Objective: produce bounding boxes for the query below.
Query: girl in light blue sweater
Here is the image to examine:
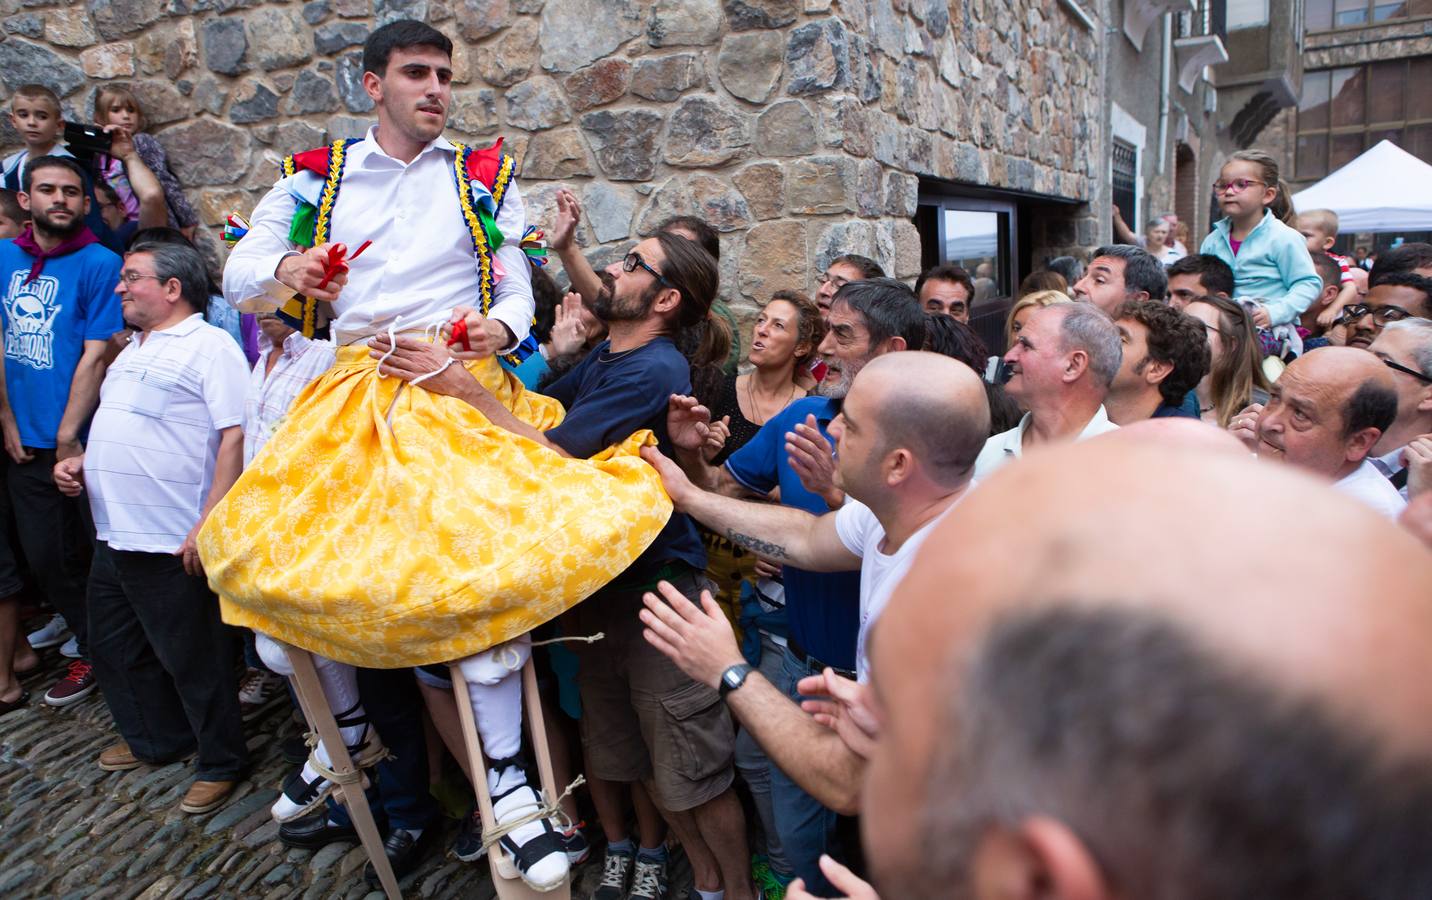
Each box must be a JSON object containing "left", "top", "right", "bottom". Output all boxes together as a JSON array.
[{"left": 1200, "top": 150, "right": 1321, "bottom": 329}]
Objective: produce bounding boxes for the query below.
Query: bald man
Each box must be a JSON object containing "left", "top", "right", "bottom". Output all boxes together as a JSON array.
[
  {"left": 637, "top": 352, "right": 990, "bottom": 814},
  {"left": 1229, "top": 346, "right": 1405, "bottom": 517},
  {"left": 852, "top": 435, "right": 1432, "bottom": 900}
]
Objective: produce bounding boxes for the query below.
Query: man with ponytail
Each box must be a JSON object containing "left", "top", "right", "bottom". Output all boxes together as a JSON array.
[{"left": 376, "top": 230, "right": 758, "bottom": 900}]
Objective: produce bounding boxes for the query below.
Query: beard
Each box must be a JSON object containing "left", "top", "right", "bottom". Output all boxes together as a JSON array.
[
  {"left": 593, "top": 273, "right": 657, "bottom": 323},
  {"left": 33, "top": 206, "right": 84, "bottom": 240}
]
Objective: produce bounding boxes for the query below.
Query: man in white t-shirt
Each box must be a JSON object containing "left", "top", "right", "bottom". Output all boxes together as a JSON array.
[
  {"left": 53, "top": 240, "right": 250, "bottom": 816},
  {"left": 1229, "top": 347, "right": 1405, "bottom": 518},
  {"left": 635, "top": 351, "right": 989, "bottom": 813}
]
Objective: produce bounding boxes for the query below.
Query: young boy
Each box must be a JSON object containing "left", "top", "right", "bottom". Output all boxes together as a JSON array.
[
  {"left": 1, "top": 85, "right": 70, "bottom": 193},
  {"left": 0, "top": 191, "right": 25, "bottom": 240},
  {"left": 1295, "top": 208, "right": 1359, "bottom": 328}
]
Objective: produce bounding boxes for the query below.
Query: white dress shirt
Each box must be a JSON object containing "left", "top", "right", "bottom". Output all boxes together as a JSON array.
[
  {"left": 85, "top": 314, "right": 250, "bottom": 553},
  {"left": 973, "top": 406, "right": 1119, "bottom": 480},
  {"left": 242, "top": 330, "right": 336, "bottom": 466},
  {"left": 1369, "top": 446, "right": 1409, "bottom": 502},
  {"left": 222, "top": 128, "right": 533, "bottom": 349}
]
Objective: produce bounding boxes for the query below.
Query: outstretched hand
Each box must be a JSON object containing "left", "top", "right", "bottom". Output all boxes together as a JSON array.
[
  {"left": 667, "top": 394, "right": 713, "bottom": 452},
  {"left": 550, "top": 189, "right": 582, "bottom": 252},
  {"left": 787, "top": 415, "right": 843, "bottom": 508},
  {"left": 787, "top": 855, "right": 881, "bottom": 900},
  {"left": 639, "top": 579, "right": 744, "bottom": 690},
  {"left": 640, "top": 444, "right": 696, "bottom": 508},
  {"left": 549, "top": 292, "right": 590, "bottom": 358},
  {"left": 797, "top": 668, "right": 881, "bottom": 760}
]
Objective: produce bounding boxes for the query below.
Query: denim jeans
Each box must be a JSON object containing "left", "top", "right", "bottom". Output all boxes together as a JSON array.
[
  {"left": 734, "top": 631, "right": 793, "bottom": 879},
  {"left": 768, "top": 643, "right": 841, "bottom": 894},
  {"left": 87, "top": 541, "right": 246, "bottom": 782},
  {"left": 326, "top": 665, "right": 439, "bottom": 833}
]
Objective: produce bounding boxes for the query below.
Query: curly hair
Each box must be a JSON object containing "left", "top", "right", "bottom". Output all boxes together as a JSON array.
[{"left": 1116, "top": 300, "right": 1212, "bottom": 407}]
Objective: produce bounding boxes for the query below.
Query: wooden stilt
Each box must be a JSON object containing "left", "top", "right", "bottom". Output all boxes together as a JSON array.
[
  {"left": 286, "top": 648, "right": 403, "bottom": 900},
  {"left": 449, "top": 659, "right": 573, "bottom": 900}
]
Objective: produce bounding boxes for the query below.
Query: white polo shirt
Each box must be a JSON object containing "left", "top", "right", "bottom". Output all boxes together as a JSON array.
[
  {"left": 85, "top": 314, "right": 249, "bottom": 553},
  {"left": 973, "top": 406, "right": 1119, "bottom": 479},
  {"left": 1333, "top": 459, "right": 1407, "bottom": 520}
]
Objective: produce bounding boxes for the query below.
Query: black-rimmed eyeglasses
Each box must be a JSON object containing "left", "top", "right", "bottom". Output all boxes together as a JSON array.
[
  {"left": 1383, "top": 357, "right": 1432, "bottom": 384},
  {"left": 1338, "top": 303, "right": 1415, "bottom": 326},
  {"left": 622, "top": 252, "right": 669, "bottom": 287}
]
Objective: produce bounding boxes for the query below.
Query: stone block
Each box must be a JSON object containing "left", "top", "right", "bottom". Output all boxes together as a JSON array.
[
  {"left": 724, "top": 0, "right": 797, "bottom": 30},
  {"left": 159, "top": 118, "right": 251, "bottom": 185},
  {"left": 449, "top": 88, "right": 498, "bottom": 135},
  {"left": 336, "top": 50, "right": 375, "bottom": 112},
  {"left": 539, "top": 0, "right": 641, "bottom": 73},
  {"left": 521, "top": 127, "right": 592, "bottom": 179},
  {"left": 582, "top": 181, "right": 636, "bottom": 244},
  {"left": 630, "top": 53, "right": 704, "bottom": 102},
  {"left": 665, "top": 96, "right": 748, "bottom": 167},
  {"left": 739, "top": 219, "right": 807, "bottom": 300},
  {"left": 269, "top": 121, "right": 327, "bottom": 155},
  {"left": 249, "top": 9, "right": 313, "bottom": 71},
  {"left": 374, "top": 0, "right": 427, "bottom": 24},
  {"left": 128, "top": 80, "right": 194, "bottom": 125},
  {"left": 856, "top": 158, "right": 882, "bottom": 216},
  {"left": 203, "top": 17, "right": 247, "bottom": 76},
  {"left": 302, "top": 0, "right": 328, "bottom": 23},
  {"left": 883, "top": 170, "right": 917, "bottom": 217},
  {"left": 563, "top": 59, "right": 630, "bottom": 112},
  {"left": 785, "top": 155, "right": 854, "bottom": 215},
  {"left": 732, "top": 162, "right": 784, "bottom": 220},
  {"left": 819, "top": 96, "right": 871, "bottom": 157},
  {"left": 755, "top": 99, "right": 815, "bottom": 157},
  {"left": 717, "top": 31, "right": 784, "bottom": 104},
  {"left": 785, "top": 18, "right": 849, "bottom": 95},
  {"left": 504, "top": 78, "right": 572, "bottom": 131},
  {"left": 635, "top": 177, "right": 694, "bottom": 235},
  {"left": 81, "top": 42, "right": 136, "bottom": 78},
  {"left": 333, "top": 0, "right": 369, "bottom": 15},
  {"left": 648, "top": 0, "right": 722, "bottom": 47},
  {"left": 327, "top": 113, "right": 372, "bottom": 140},
  {"left": 45, "top": 6, "right": 96, "bottom": 46},
  {"left": 88, "top": 0, "right": 165, "bottom": 39},
  {"left": 313, "top": 22, "right": 368, "bottom": 55},
  {"left": 134, "top": 19, "right": 197, "bottom": 79},
  {"left": 229, "top": 82, "right": 280, "bottom": 124},
  {"left": 813, "top": 219, "right": 876, "bottom": 271},
  {"left": 689, "top": 175, "right": 751, "bottom": 232},
  {"left": 0, "top": 39, "right": 85, "bottom": 95},
  {"left": 455, "top": 0, "right": 509, "bottom": 40},
  {"left": 190, "top": 76, "right": 228, "bottom": 116},
  {"left": 195, "top": 187, "right": 254, "bottom": 226},
  {"left": 475, "top": 15, "right": 537, "bottom": 87},
  {"left": 288, "top": 69, "right": 340, "bottom": 114},
  {"left": 4, "top": 13, "right": 42, "bottom": 36},
  {"left": 580, "top": 108, "right": 663, "bottom": 181}
]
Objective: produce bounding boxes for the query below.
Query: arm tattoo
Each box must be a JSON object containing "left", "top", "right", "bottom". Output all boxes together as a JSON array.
[{"left": 726, "top": 528, "right": 791, "bottom": 562}]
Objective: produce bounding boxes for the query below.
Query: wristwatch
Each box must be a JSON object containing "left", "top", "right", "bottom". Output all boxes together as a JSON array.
[{"left": 718, "top": 663, "right": 754, "bottom": 698}]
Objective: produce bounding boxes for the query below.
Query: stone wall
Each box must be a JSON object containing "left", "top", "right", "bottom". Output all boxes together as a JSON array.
[{"left": 0, "top": 0, "right": 1103, "bottom": 333}]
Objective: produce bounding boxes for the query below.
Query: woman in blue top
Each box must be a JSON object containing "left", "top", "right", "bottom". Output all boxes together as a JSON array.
[{"left": 1200, "top": 149, "right": 1322, "bottom": 330}]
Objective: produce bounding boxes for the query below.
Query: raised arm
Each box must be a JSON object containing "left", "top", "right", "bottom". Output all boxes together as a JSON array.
[
  {"left": 547, "top": 189, "right": 603, "bottom": 306},
  {"left": 107, "top": 127, "right": 167, "bottom": 230}
]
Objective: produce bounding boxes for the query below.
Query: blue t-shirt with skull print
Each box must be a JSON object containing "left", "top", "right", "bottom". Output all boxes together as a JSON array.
[{"left": 0, "top": 238, "right": 123, "bottom": 449}]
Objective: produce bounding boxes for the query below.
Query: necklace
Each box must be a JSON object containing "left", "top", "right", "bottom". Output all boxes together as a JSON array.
[{"left": 744, "top": 372, "right": 797, "bottom": 425}]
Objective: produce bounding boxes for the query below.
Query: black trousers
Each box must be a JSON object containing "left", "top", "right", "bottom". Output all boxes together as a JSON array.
[
  {"left": 5, "top": 449, "right": 93, "bottom": 653},
  {"left": 87, "top": 541, "right": 246, "bottom": 782}
]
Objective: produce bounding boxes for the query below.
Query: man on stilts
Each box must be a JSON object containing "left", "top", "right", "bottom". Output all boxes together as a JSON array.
[{"left": 210, "top": 20, "right": 674, "bottom": 891}]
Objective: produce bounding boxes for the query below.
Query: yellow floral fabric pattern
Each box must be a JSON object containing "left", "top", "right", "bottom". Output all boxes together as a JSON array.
[{"left": 197, "top": 346, "right": 672, "bottom": 668}]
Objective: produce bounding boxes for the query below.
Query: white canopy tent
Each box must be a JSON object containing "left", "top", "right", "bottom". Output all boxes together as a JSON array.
[{"left": 1291, "top": 140, "right": 1432, "bottom": 233}]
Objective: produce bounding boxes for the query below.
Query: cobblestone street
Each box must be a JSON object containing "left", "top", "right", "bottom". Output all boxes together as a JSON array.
[{"left": 0, "top": 645, "right": 678, "bottom": 899}]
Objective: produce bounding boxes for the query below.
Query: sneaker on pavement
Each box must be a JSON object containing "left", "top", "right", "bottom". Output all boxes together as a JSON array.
[
  {"left": 591, "top": 846, "right": 634, "bottom": 900},
  {"left": 59, "top": 636, "right": 81, "bottom": 659},
  {"left": 44, "top": 659, "right": 96, "bottom": 707},
  {"left": 238, "top": 668, "right": 286, "bottom": 721},
  {"left": 562, "top": 820, "right": 590, "bottom": 865},
  {"left": 628, "top": 855, "right": 668, "bottom": 900},
  {"left": 26, "top": 614, "right": 70, "bottom": 650},
  {"left": 452, "top": 805, "right": 485, "bottom": 862}
]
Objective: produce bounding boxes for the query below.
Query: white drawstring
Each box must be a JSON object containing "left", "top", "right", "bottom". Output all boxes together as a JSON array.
[{"left": 375, "top": 314, "right": 403, "bottom": 379}]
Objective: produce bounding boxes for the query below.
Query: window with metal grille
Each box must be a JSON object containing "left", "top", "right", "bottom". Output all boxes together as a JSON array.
[{"left": 1112, "top": 139, "right": 1138, "bottom": 227}]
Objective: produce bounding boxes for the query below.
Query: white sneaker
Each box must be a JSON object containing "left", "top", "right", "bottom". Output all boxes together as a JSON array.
[
  {"left": 270, "top": 726, "right": 386, "bottom": 823},
  {"left": 27, "top": 614, "right": 71, "bottom": 650},
  {"left": 59, "top": 636, "right": 81, "bottom": 659}
]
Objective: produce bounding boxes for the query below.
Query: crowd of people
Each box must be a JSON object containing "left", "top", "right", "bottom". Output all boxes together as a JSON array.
[{"left": 2, "top": 18, "right": 1431, "bottom": 900}]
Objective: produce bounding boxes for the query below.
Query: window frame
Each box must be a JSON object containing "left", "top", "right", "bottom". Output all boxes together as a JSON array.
[
  {"left": 1304, "top": 0, "right": 1432, "bottom": 33},
  {"left": 1294, "top": 56, "right": 1432, "bottom": 181}
]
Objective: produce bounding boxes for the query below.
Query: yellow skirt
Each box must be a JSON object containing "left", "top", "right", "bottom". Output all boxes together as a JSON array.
[{"left": 197, "top": 346, "right": 672, "bottom": 668}]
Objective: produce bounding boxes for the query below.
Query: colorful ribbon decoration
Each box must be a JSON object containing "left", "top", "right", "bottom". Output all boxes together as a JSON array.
[
  {"left": 222, "top": 213, "right": 250, "bottom": 247},
  {"left": 520, "top": 225, "right": 549, "bottom": 268},
  {"left": 316, "top": 239, "right": 371, "bottom": 290},
  {"left": 449, "top": 317, "right": 472, "bottom": 352}
]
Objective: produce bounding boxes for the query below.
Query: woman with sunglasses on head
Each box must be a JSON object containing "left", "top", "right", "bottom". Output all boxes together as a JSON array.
[
  {"left": 1200, "top": 150, "right": 1323, "bottom": 332},
  {"left": 1183, "top": 293, "right": 1274, "bottom": 428}
]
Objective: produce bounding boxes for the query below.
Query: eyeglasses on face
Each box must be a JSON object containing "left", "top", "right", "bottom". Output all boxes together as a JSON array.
[
  {"left": 1383, "top": 357, "right": 1432, "bottom": 384},
  {"left": 622, "top": 252, "right": 669, "bottom": 287},
  {"left": 118, "top": 271, "right": 167, "bottom": 285},
  {"left": 817, "top": 272, "right": 851, "bottom": 288},
  {"left": 1338, "top": 303, "right": 1414, "bottom": 326},
  {"left": 1212, "top": 178, "right": 1265, "bottom": 195}
]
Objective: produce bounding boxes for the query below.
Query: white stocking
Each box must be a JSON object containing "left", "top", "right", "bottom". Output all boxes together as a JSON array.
[
  {"left": 454, "top": 634, "right": 530, "bottom": 794},
  {"left": 255, "top": 632, "right": 367, "bottom": 769}
]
